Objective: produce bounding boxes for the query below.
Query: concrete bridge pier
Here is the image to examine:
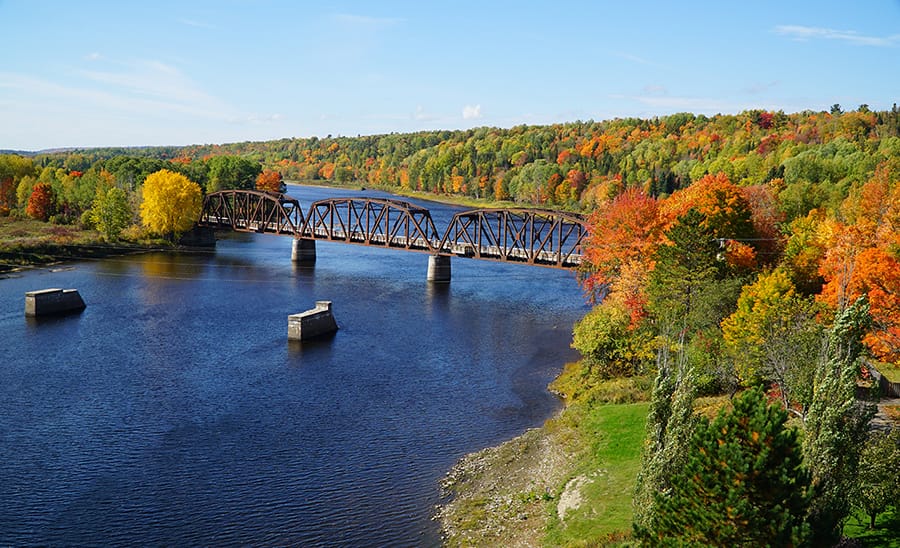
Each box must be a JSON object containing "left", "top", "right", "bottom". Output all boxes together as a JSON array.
[
  {"left": 426, "top": 255, "right": 451, "bottom": 283},
  {"left": 291, "top": 238, "right": 317, "bottom": 263}
]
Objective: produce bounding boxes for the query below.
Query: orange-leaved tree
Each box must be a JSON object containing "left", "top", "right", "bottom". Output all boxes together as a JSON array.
[
  {"left": 582, "top": 189, "right": 661, "bottom": 288},
  {"left": 256, "top": 169, "right": 284, "bottom": 193},
  {"left": 659, "top": 172, "right": 756, "bottom": 241},
  {"left": 659, "top": 171, "right": 760, "bottom": 272},
  {"left": 26, "top": 182, "right": 55, "bottom": 221},
  {"left": 139, "top": 169, "right": 202, "bottom": 238},
  {"left": 818, "top": 161, "right": 900, "bottom": 361}
]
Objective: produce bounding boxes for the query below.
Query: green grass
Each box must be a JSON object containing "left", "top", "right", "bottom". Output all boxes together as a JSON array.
[
  {"left": 876, "top": 361, "right": 900, "bottom": 383},
  {"left": 544, "top": 401, "right": 649, "bottom": 546},
  {"left": 844, "top": 507, "right": 900, "bottom": 547}
]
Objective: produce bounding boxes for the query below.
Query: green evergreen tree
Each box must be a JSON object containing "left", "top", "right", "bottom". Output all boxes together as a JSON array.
[
  {"left": 650, "top": 386, "right": 810, "bottom": 546},
  {"left": 803, "top": 298, "right": 876, "bottom": 545},
  {"left": 647, "top": 209, "right": 724, "bottom": 327},
  {"left": 632, "top": 336, "right": 698, "bottom": 539}
]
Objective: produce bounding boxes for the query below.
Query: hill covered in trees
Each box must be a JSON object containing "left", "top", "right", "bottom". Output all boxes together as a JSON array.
[{"left": 8, "top": 105, "right": 895, "bottom": 213}]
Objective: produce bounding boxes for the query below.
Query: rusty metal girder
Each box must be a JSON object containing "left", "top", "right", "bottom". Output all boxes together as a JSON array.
[
  {"left": 198, "top": 191, "right": 586, "bottom": 269},
  {"left": 437, "top": 208, "right": 586, "bottom": 268},
  {"left": 199, "top": 190, "right": 303, "bottom": 235},
  {"left": 300, "top": 197, "right": 441, "bottom": 251}
]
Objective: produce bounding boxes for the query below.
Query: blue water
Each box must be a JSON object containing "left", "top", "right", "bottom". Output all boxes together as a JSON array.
[{"left": 0, "top": 184, "right": 587, "bottom": 546}]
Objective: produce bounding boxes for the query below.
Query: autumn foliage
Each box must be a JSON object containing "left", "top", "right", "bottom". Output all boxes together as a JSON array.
[
  {"left": 139, "top": 169, "right": 202, "bottom": 237},
  {"left": 26, "top": 182, "right": 54, "bottom": 221},
  {"left": 256, "top": 169, "right": 284, "bottom": 193},
  {"left": 815, "top": 160, "right": 900, "bottom": 361},
  {"left": 582, "top": 189, "right": 661, "bottom": 290}
]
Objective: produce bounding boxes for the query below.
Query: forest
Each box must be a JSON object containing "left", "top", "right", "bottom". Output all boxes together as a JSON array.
[{"left": 2, "top": 103, "right": 900, "bottom": 544}]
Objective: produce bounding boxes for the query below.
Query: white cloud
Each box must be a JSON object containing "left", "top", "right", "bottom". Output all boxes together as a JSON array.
[
  {"left": 177, "top": 18, "right": 216, "bottom": 29},
  {"left": 230, "top": 113, "right": 284, "bottom": 125},
  {"left": 743, "top": 81, "right": 780, "bottom": 95},
  {"left": 642, "top": 84, "right": 667, "bottom": 95},
  {"left": 331, "top": 13, "right": 403, "bottom": 29},
  {"left": 775, "top": 25, "right": 900, "bottom": 47},
  {"left": 0, "top": 56, "right": 240, "bottom": 126},
  {"left": 614, "top": 52, "right": 655, "bottom": 66},
  {"left": 85, "top": 52, "right": 102, "bottom": 61},
  {"left": 75, "top": 59, "right": 236, "bottom": 119},
  {"left": 612, "top": 93, "right": 736, "bottom": 114},
  {"left": 414, "top": 105, "right": 437, "bottom": 121},
  {"left": 462, "top": 104, "right": 482, "bottom": 120}
]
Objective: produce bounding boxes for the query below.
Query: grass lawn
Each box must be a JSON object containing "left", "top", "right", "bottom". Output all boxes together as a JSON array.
[
  {"left": 844, "top": 507, "right": 900, "bottom": 547},
  {"left": 544, "top": 401, "right": 649, "bottom": 546}
]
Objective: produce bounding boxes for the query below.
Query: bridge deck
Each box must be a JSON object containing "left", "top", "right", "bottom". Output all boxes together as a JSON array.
[{"left": 199, "top": 192, "right": 585, "bottom": 269}]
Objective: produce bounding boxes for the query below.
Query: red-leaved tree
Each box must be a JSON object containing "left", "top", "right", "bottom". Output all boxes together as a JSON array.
[{"left": 26, "top": 182, "right": 54, "bottom": 221}]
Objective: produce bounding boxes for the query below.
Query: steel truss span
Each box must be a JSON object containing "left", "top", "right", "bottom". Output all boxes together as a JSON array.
[
  {"left": 438, "top": 208, "right": 585, "bottom": 268},
  {"left": 199, "top": 190, "right": 303, "bottom": 235},
  {"left": 198, "top": 191, "right": 585, "bottom": 269}
]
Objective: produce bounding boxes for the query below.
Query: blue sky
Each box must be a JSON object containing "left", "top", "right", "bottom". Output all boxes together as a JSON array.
[{"left": 1, "top": 0, "right": 898, "bottom": 150}]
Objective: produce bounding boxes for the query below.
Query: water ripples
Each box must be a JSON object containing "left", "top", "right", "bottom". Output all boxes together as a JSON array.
[{"left": 0, "top": 185, "right": 586, "bottom": 546}]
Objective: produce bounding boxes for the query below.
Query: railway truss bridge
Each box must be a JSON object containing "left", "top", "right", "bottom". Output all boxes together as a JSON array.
[{"left": 197, "top": 190, "right": 587, "bottom": 282}]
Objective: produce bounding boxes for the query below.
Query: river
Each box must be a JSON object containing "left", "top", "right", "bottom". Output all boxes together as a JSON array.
[{"left": 0, "top": 184, "right": 587, "bottom": 546}]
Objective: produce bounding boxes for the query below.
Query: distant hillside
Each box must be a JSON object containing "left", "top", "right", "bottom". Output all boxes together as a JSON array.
[{"left": 24, "top": 104, "right": 900, "bottom": 214}]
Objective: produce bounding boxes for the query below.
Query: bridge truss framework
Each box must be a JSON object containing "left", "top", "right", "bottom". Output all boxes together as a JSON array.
[{"left": 199, "top": 190, "right": 586, "bottom": 270}]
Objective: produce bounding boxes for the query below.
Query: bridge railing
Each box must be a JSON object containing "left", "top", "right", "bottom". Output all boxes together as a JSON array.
[{"left": 199, "top": 191, "right": 586, "bottom": 269}]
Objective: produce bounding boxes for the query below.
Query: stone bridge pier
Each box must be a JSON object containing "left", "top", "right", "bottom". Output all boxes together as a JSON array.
[
  {"left": 426, "top": 255, "right": 451, "bottom": 283},
  {"left": 291, "top": 238, "right": 317, "bottom": 263}
]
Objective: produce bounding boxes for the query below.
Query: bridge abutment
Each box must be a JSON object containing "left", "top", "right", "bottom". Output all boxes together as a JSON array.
[
  {"left": 291, "top": 238, "right": 317, "bottom": 263},
  {"left": 426, "top": 255, "right": 451, "bottom": 283}
]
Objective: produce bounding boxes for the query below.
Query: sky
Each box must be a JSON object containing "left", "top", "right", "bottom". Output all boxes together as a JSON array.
[{"left": 1, "top": 0, "right": 898, "bottom": 150}]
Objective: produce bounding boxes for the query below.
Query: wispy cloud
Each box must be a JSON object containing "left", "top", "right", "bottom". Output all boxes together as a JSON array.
[
  {"left": 613, "top": 93, "right": 736, "bottom": 114},
  {"left": 775, "top": 25, "right": 900, "bottom": 47},
  {"left": 462, "top": 104, "right": 482, "bottom": 120},
  {"left": 177, "top": 18, "right": 216, "bottom": 29},
  {"left": 331, "top": 13, "right": 403, "bottom": 29},
  {"left": 79, "top": 60, "right": 219, "bottom": 108},
  {"left": 614, "top": 51, "right": 655, "bottom": 66},
  {"left": 642, "top": 84, "right": 667, "bottom": 95},
  {"left": 743, "top": 81, "right": 779, "bottom": 95},
  {"left": 1, "top": 58, "right": 251, "bottom": 123},
  {"left": 230, "top": 113, "right": 284, "bottom": 125},
  {"left": 413, "top": 105, "right": 437, "bottom": 121}
]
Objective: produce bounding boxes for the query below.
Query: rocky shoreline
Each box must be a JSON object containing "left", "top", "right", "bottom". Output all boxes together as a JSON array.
[{"left": 435, "top": 415, "right": 580, "bottom": 547}]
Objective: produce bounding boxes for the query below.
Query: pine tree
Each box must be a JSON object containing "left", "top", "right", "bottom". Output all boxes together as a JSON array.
[
  {"left": 632, "top": 332, "right": 698, "bottom": 538},
  {"left": 803, "top": 298, "right": 876, "bottom": 545},
  {"left": 651, "top": 387, "right": 811, "bottom": 546}
]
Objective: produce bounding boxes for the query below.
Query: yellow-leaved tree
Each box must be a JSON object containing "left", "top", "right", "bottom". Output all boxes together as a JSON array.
[{"left": 140, "top": 169, "right": 202, "bottom": 238}]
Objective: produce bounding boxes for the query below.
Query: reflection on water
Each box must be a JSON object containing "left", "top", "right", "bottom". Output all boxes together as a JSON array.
[{"left": 0, "top": 184, "right": 587, "bottom": 546}]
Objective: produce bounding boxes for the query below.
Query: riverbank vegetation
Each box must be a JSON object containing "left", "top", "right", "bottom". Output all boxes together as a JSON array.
[
  {"left": 0, "top": 216, "right": 171, "bottom": 273},
  {"left": 3, "top": 104, "right": 900, "bottom": 544}
]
